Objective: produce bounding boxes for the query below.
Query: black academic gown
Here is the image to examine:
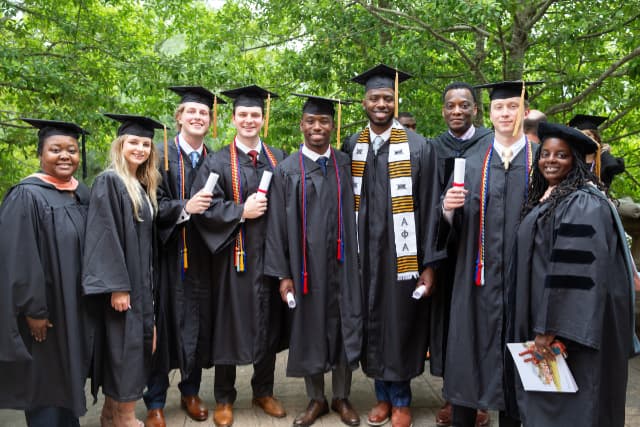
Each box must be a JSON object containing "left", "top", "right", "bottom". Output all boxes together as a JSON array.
[
  {"left": 264, "top": 150, "right": 363, "bottom": 377},
  {"left": 442, "top": 141, "right": 538, "bottom": 410},
  {"left": 82, "top": 171, "right": 155, "bottom": 401},
  {"left": 153, "top": 141, "right": 214, "bottom": 376},
  {"left": 0, "top": 177, "right": 92, "bottom": 417},
  {"left": 193, "top": 143, "right": 287, "bottom": 366},
  {"left": 600, "top": 151, "right": 625, "bottom": 188},
  {"left": 428, "top": 127, "right": 493, "bottom": 376},
  {"left": 508, "top": 186, "right": 636, "bottom": 427},
  {"left": 342, "top": 128, "right": 444, "bottom": 382}
]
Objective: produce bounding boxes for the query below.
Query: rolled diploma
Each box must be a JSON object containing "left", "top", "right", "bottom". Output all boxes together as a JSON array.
[
  {"left": 286, "top": 292, "right": 296, "bottom": 309},
  {"left": 256, "top": 170, "right": 273, "bottom": 200},
  {"left": 453, "top": 158, "right": 466, "bottom": 187},
  {"left": 203, "top": 172, "right": 220, "bottom": 194},
  {"left": 412, "top": 284, "right": 426, "bottom": 300}
]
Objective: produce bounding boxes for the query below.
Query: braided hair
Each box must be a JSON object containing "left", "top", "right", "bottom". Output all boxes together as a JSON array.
[{"left": 523, "top": 143, "right": 605, "bottom": 220}]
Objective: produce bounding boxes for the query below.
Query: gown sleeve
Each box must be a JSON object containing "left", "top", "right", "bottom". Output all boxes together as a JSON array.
[
  {"left": 82, "top": 173, "right": 132, "bottom": 295},
  {"left": 533, "top": 190, "right": 612, "bottom": 349}
]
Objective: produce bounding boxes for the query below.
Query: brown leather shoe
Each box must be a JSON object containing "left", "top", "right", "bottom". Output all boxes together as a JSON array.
[
  {"left": 252, "top": 395, "right": 286, "bottom": 418},
  {"left": 367, "top": 401, "right": 391, "bottom": 426},
  {"left": 475, "top": 409, "right": 490, "bottom": 427},
  {"left": 293, "top": 399, "right": 329, "bottom": 427},
  {"left": 391, "top": 406, "right": 412, "bottom": 427},
  {"left": 145, "top": 408, "right": 166, "bottom": 427},
  {"left": 213, "top": 403, "right": 233, "bottom": 427},
  {"left": 331, "top": 398, "right": 360, "bottom": 426},
  {"left": 435, "top": 401, "right": 452, "bottom": 426},
  {"left": 180, "top": 395, "right": 208, "bottom": 421}
]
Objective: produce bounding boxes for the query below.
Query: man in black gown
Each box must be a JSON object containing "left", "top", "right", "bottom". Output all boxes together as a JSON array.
[
  {"left": 441, "top": 81, "right": 541, "bottom": 427},
  {"left": 265, "top": 94, "right": 363, "bottom": 427},
  {"left": 193, "top": 85, "right": 287, "bottom": 427},
  {"left": 428, "top": 82, "right": 493, "bottom": 427},
  {"left": 342, "top": 64, "right": 444, "bottom": 427},
  {"left": 144, "top": 86, "right": 221, "bottom": 426}
]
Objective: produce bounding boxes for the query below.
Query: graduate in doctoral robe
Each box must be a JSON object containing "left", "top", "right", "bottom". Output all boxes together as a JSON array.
[
  {"left": 341, "top": 64, "right": 444, "bottom": 427},
  {"left": 507, "top": 122, "right": 640, "bottom": 427},
  {"left": 144, "top": 86, "right": 223, "bottom": 426},
  {"left": 440, "top": 81, "right": 541, "bottom": 427},
  {"left": 82, "top": 114, "right": 163, "bottom": 427},
  {"left": 568, "top": 114, "right": 625, "bottom": 188},
  {"left": 428, "top": 82, "right": 493, "bottom": 427},
  {"left": 192, "top": 85, "right": 287, "bottom": 427},
  {"left": 264, "top": 94, "right": 363, "bottom": 427},
  {"left": 0, "top": 119, "right": 92, "bottom": 427}
]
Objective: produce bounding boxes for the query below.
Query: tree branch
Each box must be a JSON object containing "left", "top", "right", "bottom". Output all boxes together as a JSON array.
[
  {"left": 545, "top": 45, "right": 640, "bottom": 115},
  {"left": 578, "top": 12, "right": 640, "bottom": 40}
]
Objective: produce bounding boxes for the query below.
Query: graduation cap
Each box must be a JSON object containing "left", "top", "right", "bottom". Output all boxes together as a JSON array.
[
  {"left": 169, "top": 86, "right": 226, "bottom": 140},
  {"left": 21, "top": 118, "right": 90, "bottom": 180},
  {"left": 104, "top": 113, "right": 165, "bottom": 138},
  {"left": 221, "top": 85, "right": 279, "bottom": 138},
  {"left": 475, "top": 80, "right": 543, "bottom": 137},
  {"left": 568, "top": 114, "right": 607, "bottom": 131},
  {"left": 350, "top": 64, "right": 412, "bottom": 119},
  {"left": 292, "top": 93, "right": 354, "bottom": 146},
  {"left": 538, "top": 122, "right": 599, "bottom": 157}
]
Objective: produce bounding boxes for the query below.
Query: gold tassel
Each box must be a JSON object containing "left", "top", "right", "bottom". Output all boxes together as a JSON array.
[
  {"left": 595, "top": 143, "right": 602, "bottom": 180},
  {"left": 163, "top": 125, "right": 169, "bottom": 171},
  {"left": 264, "top": 93, "right": 271, "bottom": 139},
  {"left": 212, "top": 96, "right": 218, "bottom": 139},
  {"left": 337, "top": 101, "right": 342, "bottom": 147},
  {"left": 512, "top": 81, "right": 526, "bottom": 137},
  {"left": 394, "top": 70, "right": 399, "bottom": 119}
]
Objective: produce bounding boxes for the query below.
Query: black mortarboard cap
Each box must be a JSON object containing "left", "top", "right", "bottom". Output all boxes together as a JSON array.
[
  {"left": 168, "top": 86, "right": 225, "bottom": 109},
  {"left": 538, "top": 122, "right": 599, "bottom": 157},
  {"left": 350, "top": 64, "right": 412, "bottom": 91},
  {"left": 568, "top": 114, "right": 607, "bottom": 131},
  {"left": 474, "top": 80, "right": 543, "bottom": 100},
  {"left": 221, "top": 85, "right": 278, "bottom": 109},
  {"left": 293, "top": 93, "right": 353, "bottom": 116},
  {"left": 22, "top": 118, "right": 90, "bottom": 179},
  {"left": 104, "top": 113, "right": 166, "bottom": 138}
]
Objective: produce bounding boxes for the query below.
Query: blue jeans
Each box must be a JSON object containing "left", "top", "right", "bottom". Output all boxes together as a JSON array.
[
  {"left": 143, "top": 368, "right": 202, "bottom": 410},
  {"left": 25, "top": 406, "right": 79, "bottom": 427},
  {"left": 374, "top": 379, "right": 412, "bottom": 407}
]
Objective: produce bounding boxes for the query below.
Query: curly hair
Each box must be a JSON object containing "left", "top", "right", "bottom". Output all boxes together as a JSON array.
[{"left": 523, "top": 144, "right": 605, "bottom": 220}]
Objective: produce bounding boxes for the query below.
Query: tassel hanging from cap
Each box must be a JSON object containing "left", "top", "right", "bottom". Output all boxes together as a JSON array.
[
  {"left": 264, "top": 93, "right": 271, "bottom": 138},
  {"left": 163, "top": 125, "right": 169, "bottom": 171},
  {"left": 337, "top": 100, "right": 342, "bottom": 147},
  {"left": 512, "top": 81, "right": 526, "bottom": 137},
  {"left": 212, "top": 96, "right": 218, "bottom": 139},
  {"left": 394, "top": 70, "right": 399, "bottom": 119}
]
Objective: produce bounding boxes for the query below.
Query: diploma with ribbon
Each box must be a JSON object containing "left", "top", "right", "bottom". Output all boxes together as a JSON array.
[{"left": 256, "top": 170, "right": 273, "bottom": 200}]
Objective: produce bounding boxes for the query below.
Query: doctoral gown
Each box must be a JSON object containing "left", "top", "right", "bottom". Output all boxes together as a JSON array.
[
  {"left": 193, "top": 143, "right": 287, "bottom": 366},
  {"left": 82, "top": 171, "right": 155, "bottom": 401},
  {"left": 508, "top": 186, "right": 637, "bottom": 427},
  {"left": 264, "top": 150, "right": 363, "bottom": 377},
  {"left": 428, "top": 127, "right": 493, "bottom": 376},
  {"left": 0, "top": 177, "right": 92, "bottom": 417},
  {"left": 342, "top": 129, "right": 444, "bottom": 381},
  {"left": 442, "top": 141, "right": 538, "bottom": 410},
  {"left": 153, "top": 141, "right": 214, "bottom": 376}
]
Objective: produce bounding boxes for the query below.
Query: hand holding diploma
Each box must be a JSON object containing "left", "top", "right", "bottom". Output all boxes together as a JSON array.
[
  {"left": 443, "top": 158, "right": 468, "bottom": 211},
  {"left": 243, "top": 171, "right": 272, "bottom": 219},
  {"left": 256, "top": 171, "right": 272, "bottom": 200},
  {"left": 186, "top": 172, "right": 217, "bottom": 215},
  {"left": 279, "top": 278, "right": 295, "bottom": 308},
  {"left": 413, "top": 267, "right": 435, "bottom": 299}
]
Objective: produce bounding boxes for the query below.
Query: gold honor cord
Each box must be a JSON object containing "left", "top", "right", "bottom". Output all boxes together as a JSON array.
[
  {"left": 163, "top": 125, "right": 169, "bottom": 171},
  {"left": 264, "top": 93, "right": 271, "bottom": 139}
]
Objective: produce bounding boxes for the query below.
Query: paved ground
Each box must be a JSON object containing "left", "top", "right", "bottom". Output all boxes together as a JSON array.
[{"left": 1, "top": 352, "right": 639, "bottom": 426}]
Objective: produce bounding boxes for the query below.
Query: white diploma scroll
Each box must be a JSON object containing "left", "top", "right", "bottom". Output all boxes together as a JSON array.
[
  {"left": 453, "top": 158, "right": 466, "bottom": 187},
  {"left": 256, "top": 171, "right": 273, "bottom": 200},
  {"left": 203, "top": 172, "right": 220, "bottom": 194},
  {"left": 412, "top": 284, "right": 426, "bottom": 300},
  {"left": 286, "top": 292, "right": 296, "bottom": 309}
]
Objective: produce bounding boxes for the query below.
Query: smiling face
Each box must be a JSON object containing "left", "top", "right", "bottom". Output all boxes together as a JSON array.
[
  {"left": 489, "top": 96, "right": 528, "bottom": 138},
  {"left": 539, "top": 137, "right": 574, "bottom": 186},
  {"left": 232, "top": 106, "right": 264, "bottom": 144},
  {"left": 363, "top": 87, "right": 395, "bottom": 131},
  {"left": 39, "top": 135, "right": 80, "bottom": 181},
  {"left": 122, "top": 134, "right": 152, "bottom": 174},
  {"left": 442, "top": 88, "right": 477, "bottom": 137},
  {"left": 176, "top": 101, "right": 211, "bottom": 139},
  {"left": 300, "top": 113, "right": 334, "bottom": 153}
]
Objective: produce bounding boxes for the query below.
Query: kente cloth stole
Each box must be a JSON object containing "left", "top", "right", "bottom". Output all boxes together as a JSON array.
[
  {"left": 230, "top": 139, "right": 278, "bottom": 272},
  {"left": 351, "top": 126, "right": 419, "bottom": 280}
]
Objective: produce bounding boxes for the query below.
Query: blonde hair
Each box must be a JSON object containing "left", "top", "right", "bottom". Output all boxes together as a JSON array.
[
  {"left": 174, "top": 103, "right": 213, "bottom": 131},
  {"left": 108, "top": 134, "right": 160, "bottom": 221}
]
